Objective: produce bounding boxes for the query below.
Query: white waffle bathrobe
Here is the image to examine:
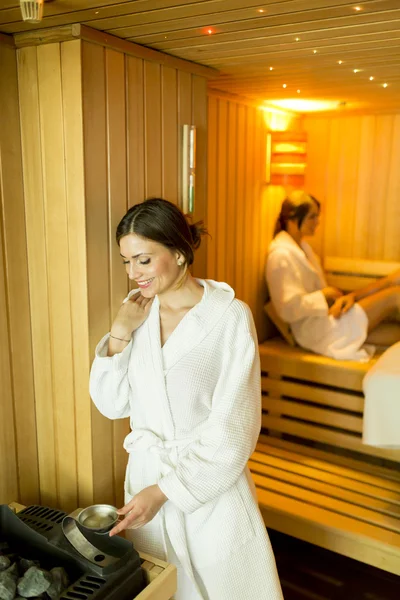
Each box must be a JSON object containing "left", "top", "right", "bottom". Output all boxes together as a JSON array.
[
  {"left": 90, "top": 279, "right": 283, "bottom": 600},
  {"left": 266, "top": 231, "right": 371, "bottom": 361}
]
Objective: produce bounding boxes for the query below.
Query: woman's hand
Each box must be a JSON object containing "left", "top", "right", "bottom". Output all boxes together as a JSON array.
[
  {"left": 111, "top": 292, "right": 153, "bottom": 340},
  {"left": 328, "top": 293, "right": 355, "bottom": 319},
  {"left": 322, "top": 286, "right": 343, "bottom": 302},
  {"left": 109, "top": 485, "right": 167, "bottom": 537}
]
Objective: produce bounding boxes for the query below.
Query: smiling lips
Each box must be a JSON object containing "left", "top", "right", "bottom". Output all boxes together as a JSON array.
[{"left": 137, "top": 278, "right": 154, "bottom": 289}]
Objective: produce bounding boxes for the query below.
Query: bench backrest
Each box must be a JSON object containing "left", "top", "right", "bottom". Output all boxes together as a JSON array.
[
  {"left": 261, "top": 256, "right": 400, "bottom": 467},
  {"left": 324, "top": 256, "right": 400, "bottom": 291}
]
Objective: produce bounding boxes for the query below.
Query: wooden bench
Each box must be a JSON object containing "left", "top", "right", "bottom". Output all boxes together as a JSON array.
[{"left": 250, "top": 257, "right": 400, "bottom": 576}]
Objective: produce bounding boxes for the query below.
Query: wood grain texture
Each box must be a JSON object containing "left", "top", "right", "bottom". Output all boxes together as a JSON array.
[
  {"left": 305, "top": 113, "right": 400, "bottom": 262},
  {"left": 0, "top": 39, "right": 39, "bottom": 506},
  {"left": 207, "top": 92, "right": 298, "bottom": 339}
]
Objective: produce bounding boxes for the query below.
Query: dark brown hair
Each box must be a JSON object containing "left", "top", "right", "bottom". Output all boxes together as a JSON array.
[
  {"left": 116, "top": 198, "right": 206, "bottom": 266},
  {"left": 274, "top": 191, "right": 321, "bottom": 237}
]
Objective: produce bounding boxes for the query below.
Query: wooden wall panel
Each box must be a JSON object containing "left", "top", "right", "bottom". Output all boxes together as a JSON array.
[
  {"left": 9, "top": 34, "right": 208, "bottom": 510},
  {"left": 18, "top": 45, "right": 58, "bottom": 508},
  {"left": 61, "top": 40, "right": 93, "bottom": 509},
  {"left": 81, "top": 44, "right": 208, "bottom": 507},
  {"left": 305, "top": 113, "right": 400, "bottom": 262},
  {"left": 0, "top": 37, "right": 39, "bottom": 506},
  {"left": 16, "top": 40, "right": 91, "bottom": 511},
  {"left": 207, "top": 93, "right": 294, "bottom": 340}
]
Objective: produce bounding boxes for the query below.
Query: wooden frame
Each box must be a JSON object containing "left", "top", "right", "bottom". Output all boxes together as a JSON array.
[{"left": 13, "top": 23, "right": 216, "bottom": 79}]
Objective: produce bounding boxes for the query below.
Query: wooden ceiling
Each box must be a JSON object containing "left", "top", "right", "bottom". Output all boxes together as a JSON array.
[{"left": 1, "top": 0, "right": 400, "bottom": 113}]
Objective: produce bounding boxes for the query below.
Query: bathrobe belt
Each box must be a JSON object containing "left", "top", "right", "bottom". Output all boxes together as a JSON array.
[{"left": 124, "top": 429, "right": 204, "bottom": 599}]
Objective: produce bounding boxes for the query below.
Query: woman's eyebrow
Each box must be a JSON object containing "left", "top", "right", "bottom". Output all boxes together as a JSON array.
[{"left": 120, "top": 252, "right": 152, "bottom": 259}]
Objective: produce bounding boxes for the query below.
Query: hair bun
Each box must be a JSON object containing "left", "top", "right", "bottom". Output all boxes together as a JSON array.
[{"left": 189, "top": 221, "right": 207, "bottom": 249}]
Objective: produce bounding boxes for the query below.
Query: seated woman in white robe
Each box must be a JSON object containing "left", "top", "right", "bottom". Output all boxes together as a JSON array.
[
  {"left": 266, "top": 191, "right": 400, "bottom": 360},
  {"left": 90, "top": 199, "right": 283, "bottom": 600}
]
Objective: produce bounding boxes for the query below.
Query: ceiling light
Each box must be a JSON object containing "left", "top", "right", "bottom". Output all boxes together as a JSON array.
[
  {"left": 20, "top": 0, "right": 43, "bottom": 22},
  {"left": 269, "top": 66, "right": 274, "bottom": 71},
  {"left": 258, "top": 8, "right": 265, "bottom": 13},
  {"left": 283, "top": 84, "right": 287, "bottom": 88},
  {"left": 269, "top": 99, "right": 343, "bottom": 113},
  {"left": 297, "top": 90, "right": 301, "bottom": 94},
  {"left": 295, "top": 37, "right": 300, "bottom": 42},
  {"left": 354, "top": 6, "right": 362, "bottom": 10},
  {"left": 313, "top": 50, "right": 317, "bottom": 54},
  {"left": 383, "top": 83, "right": 388, "bottom": 88},
  {"left": 369, "top": 76, "right": 374, "bottom": 81},
  {"left": 207, "top": 28, "right": 213, "bottom": 34},
  {"left": 338, "top": 60, "right": 343, "bottom": 65},
  {"left": 353, "top": 69, "right": 360, "bottom": 73}
]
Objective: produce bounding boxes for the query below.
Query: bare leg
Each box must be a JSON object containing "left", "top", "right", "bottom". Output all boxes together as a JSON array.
[
  {"left": 358, "top": 286, "right": 400, "bottom": 332},
  {"left": 366, "top": 323, "right": 400, "bottom": 346}
]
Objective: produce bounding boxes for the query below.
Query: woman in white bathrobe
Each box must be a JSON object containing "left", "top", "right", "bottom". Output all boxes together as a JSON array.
[
  {"left": 90, "top": 199, "right": 283, "bottom": 600},
  {"left": 266, "top": 191, "right": 400, "bottom": 360}
]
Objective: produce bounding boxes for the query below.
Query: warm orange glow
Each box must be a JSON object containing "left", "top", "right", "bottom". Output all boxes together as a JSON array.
[
  {"left": 268, "top": 99, "right": 342, "bottom": 112},
  {"left": 283, "top": 84, "right": 287, "bottom": 88},
  {"left": 383, "top": 83, "right": 388, "bottom": 88},
  {"left": 269, "top": 66, "right": 273, "bottom": 71},
  {"left": 207, "top": 28, "right": 213, "bottom": 34},
  {"left": 261, "top": 106, "right": 295, "bottom": 132}
]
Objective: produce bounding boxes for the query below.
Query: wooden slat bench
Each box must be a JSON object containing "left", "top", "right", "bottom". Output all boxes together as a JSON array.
[{"left": 250, "top": 257, "right": 400, "bottom": 576}]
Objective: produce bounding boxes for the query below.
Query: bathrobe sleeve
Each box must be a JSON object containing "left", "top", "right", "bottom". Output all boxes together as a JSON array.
[
  {"left": 89, "top": 333, "right": 132, "bottom": 420},
  {"left": 158, "top": 307, "right": 261, "bottom": 514},
  {"left": 266, "top": 252, "right": 328, "bottom": 323}
]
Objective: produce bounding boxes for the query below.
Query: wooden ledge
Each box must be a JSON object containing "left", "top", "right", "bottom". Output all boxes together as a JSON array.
[{"left": 13, "top": 24, "right": 218, "bottom": 79}]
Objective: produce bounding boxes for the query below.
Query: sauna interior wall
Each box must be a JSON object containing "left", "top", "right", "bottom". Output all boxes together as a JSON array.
[
  {"left": 0, "top": 35, "right": 39, "bottom": 507},
  {"left": 305, "top": 113, "right": 400, "bottom": 262},
  {"left": 207, "top": 92, "right": 302, "bottom": 340},
  {"left": 8, "top": 36, "right": 207, "bottom": 511}
]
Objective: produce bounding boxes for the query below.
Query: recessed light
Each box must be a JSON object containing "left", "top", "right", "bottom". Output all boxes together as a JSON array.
[
  {"left": 269, "top": 66, "right": 274, "bottom": 71},
  {"left": 283, "top": 84, "right": 287, "bottom": 88},
  {"left": 354, "top": 6, "right": 362, "bottom": 11},
  {"left": 207, "top": 28, "right": 213, "bottom": 34},
  {"left": 297, "top": 89, "right": 301, "bottom": 94},
  {"left": 369, "top": 76, "right": 374, "bottom": 81},
  {"left": 295, "top": 37, "right": 300, "bottom": 42},
  {"left": 353, "top": 69, "right": 360, "bottom": 73},
  {"left": 338, "top": 60, "right": 343, "bottom": 65},
  {"left": 95, "top": 10, "right": 99, "bottom": 14},
  {"left": 258, "top": 8, "right": 265, "bottom": 13},
  {"left": 383, "top": 83, "right": 388, "bottom": 88},
  {"left": 313, "top": 50, "right": 317, "bottom": 54}
]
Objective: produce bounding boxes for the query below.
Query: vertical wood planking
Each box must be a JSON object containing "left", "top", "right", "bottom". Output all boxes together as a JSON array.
[
  {"left": 61, "top": 39, "right": 94, "bottom": 508},
  {"left": 305, "top": 113, "right": 400, "bottom": 263},
  {"left": 161, "top": 66, "right": 178, "bottom": 202},
  {"left": 82, "top": 40, "right": 115, "bottom": 506},
  {"left": 105, "top": 48, "right": 130, "bottom": 508},
  {"left": 191, "top": 75, "right": 208, "bottom": 278},
  {"left": 18, "top": 45, "right": 58, "bottom": 507},
  {"left": 144, "top": 61, "right": 162, "bottom": 198},
  {"left": 37, "top": 42, "right": 77, "bottom": 513},
  {"left": 235, "top": 103, "right": 246, "bottom": 302},
  {"left": 0, "top": 200, "right": 19, "bottom": 504},
  {"left": 126, "top": 56, "right": 145, "bottom": 207},
  {"left": 206, "top": 94, "right": 298, "bottom": 339},
  {"left": 353, "top": 116, "right": 376, "bottom": 259},
  {"left": 207, "top": 96, "right": 218, "bottom": 280},
  {"left": 216, "top": 99, "right": 228, "bottom": 283},
  {"left": 368, "top": 115, "right": 393, "bottom": 260},
  {"left": 225, "top": 101, "right": 237, "bottom": 287},
  {"left": 384, "top": 114, "right": 400, "bottom": 261},
  {"left": 177, "top": 70, "right": 192, "bottom": 208},
  {"left": 0, "top": 39, "right": 39, "bottom": 505}
]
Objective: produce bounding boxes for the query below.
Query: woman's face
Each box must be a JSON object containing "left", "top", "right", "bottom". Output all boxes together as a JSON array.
[
  {"left": 119, "top": 233, "right": 183, "bottom": 298},
  {"left": 300, "top": 202, "right": 320, "bottom": 236}
]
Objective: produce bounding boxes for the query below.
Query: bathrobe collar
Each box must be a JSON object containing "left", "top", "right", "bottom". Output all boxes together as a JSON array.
[{"left": 269, "top": 231, "right": 326, "bottom": 284}]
